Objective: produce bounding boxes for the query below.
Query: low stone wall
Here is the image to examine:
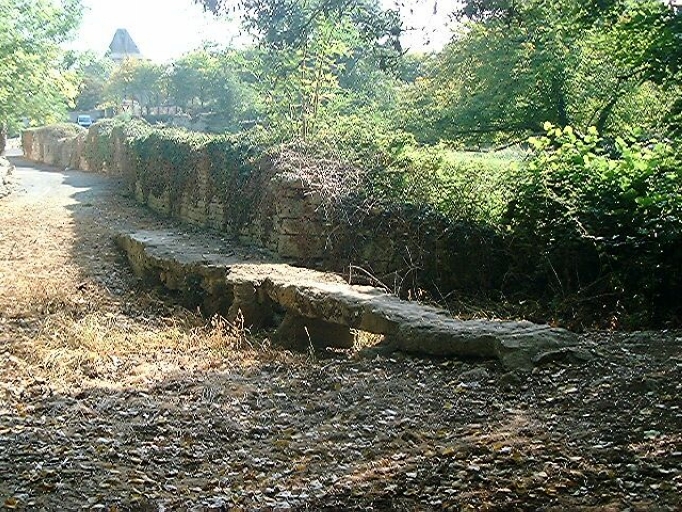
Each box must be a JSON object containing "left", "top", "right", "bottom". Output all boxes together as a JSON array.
[
  {"left": 116, "top": 229, "right": 583, "bottom": 371},
  {"left": 0, "top": 156, "right": 14, "bottom": 198},
  {"left": 22, "top": 124, "right": 86, "bottom": 169},
  {"left": 21, "top": 123, "right": 506, "bottom": 299}
]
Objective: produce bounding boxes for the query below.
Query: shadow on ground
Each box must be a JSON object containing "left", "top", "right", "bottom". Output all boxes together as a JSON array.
[{"left": 1, "top": 157, "right": 681, "bottom": 511}]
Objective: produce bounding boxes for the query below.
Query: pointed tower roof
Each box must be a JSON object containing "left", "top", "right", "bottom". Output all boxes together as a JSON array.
[{"left": 108, "top": 28, "right": 142, "bottom": 62}]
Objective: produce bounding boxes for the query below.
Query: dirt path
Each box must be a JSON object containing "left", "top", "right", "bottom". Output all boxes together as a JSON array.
[{"left": 1, "top": 156, "right": 681, "bottom": 511}]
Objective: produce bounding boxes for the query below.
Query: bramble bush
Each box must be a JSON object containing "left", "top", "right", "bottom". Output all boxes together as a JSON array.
[
  {"left": 290, "top": 114, "right": 518, "bottom": 225},
  {"left": 504, "top": 124, "right": 682, "bottom": 326}
]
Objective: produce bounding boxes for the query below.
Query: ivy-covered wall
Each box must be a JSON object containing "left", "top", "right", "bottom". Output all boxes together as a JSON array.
[
  {"left": 22, "top": 122, "right": 321, "bottom": 259},
  {"left": 21, "top": 121, "right": 505, "bottom": 299}
]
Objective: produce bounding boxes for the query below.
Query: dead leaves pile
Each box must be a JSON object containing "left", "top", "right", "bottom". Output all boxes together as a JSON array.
[{"left": 2, "top": 339, "right": 681, "bottom": 511}]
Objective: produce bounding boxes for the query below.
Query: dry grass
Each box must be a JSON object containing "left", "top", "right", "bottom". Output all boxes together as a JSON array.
[{"left": 0, "top": 182, "right": 292, "bottom": 394}]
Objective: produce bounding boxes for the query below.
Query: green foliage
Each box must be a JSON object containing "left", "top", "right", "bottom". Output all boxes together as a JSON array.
[
  {"left": 24, "top": 122, "right": 84, "bottom": 139},
  {"left": 392, "top": 146, "right": 518, "bottom": 225},
  {"left": 168, "top": 52, "right": 210, "bottom": 110},
  {"left": 64, "top": 51, "right": 115, "bottom": 111},
  {"left": 82, "top": 120, "right": 112, "bottom": 170},
  {"left": 0, "top": 0, "right": 82, "bottom": 130},
  {"left": 128, "top": 128, "right": 209, "bottom": 203},
  {"left": 290, "top": 115, "right": 519, "bottom": 226},
  {"left": 196, "top": 0, "right": 403, "bottom": 59},
  {"left": 41, "top": 108, "right": 681, "bottom": 327},
  {"left": 195, "top": 0, "right": 404, "bottom": 139},
  {"left": 105, "top": 58, "right": 166, "bottom": 112},
  {"left": 505, "top": 124, "right": 682, "bottom": 325},
  {"left": 400, "top": 0, "right": 682, "bottom": 144},
  {"left": 83, "top": 118, "right": 152, "bottom": 172},
  {"left": 87, "top": 119, "right": 273, "bottom": 231},
  {"left": 168, "top": 48, "right": 263, "bottom": 129},
  {"left": 203, "top": 130, "right": 272, "bottom": 227},
  {"left": 300, "top": 114, "right": 414, "bottom": 171}
]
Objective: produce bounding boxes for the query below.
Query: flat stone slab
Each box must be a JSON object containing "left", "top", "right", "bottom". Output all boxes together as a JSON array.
[{"left": 116, "top": 230, "right": 582, "bottom": 370}]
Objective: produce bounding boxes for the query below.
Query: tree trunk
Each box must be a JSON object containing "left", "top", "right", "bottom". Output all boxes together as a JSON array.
[
  {"left": 557, "top": 89, "right": 569, "bottom": 127},
  {"left": 0, "top": 123, "right": 7, "bottom": 156},
  {"left": 595, "top": 95, "right": 620, "bottom": 134}
]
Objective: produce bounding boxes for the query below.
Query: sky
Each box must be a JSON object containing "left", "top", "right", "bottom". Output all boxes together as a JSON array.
[
  {"left": 68, "top": 0, "right": 453, "bottom": 63},
  {"left": 68, "top": 0, "right": 244, "bottom": 62}
]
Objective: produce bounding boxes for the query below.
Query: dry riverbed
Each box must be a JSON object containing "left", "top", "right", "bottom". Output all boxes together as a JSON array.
[{"left": 0, "top": 156, "right": 680, "bottom": 511}]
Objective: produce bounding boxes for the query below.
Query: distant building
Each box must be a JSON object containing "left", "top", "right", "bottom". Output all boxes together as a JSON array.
[{"left": 107, "top": 28, "right": 143, "bottom": 63}]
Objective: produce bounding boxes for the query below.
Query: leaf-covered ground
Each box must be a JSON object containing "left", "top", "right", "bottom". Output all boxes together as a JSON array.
[{"left": 1, "top": 155, "right": 681, "bottom": 511}]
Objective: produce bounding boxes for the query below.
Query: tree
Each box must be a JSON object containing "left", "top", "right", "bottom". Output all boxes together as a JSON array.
[
  {"left": 400, "top": 0, "right": 681, "bottom": 144},
  {"left": 195, "top": 0, "right": 405, "bottom": 138},
  {"left": 609, "top": 1, "right": 682, "bottom": 136},
  {"left": 128, "top": 61, "right": 166, "bottom": 115},
  {"left": 65, "top": 51, "right": 115, "bottom": 111},
  {"left": 0, "top": 0, "right": 82, "bottom": 149},
  {"left": 168, "top": 50, "right": 216, "bottom": 111},
  {"left": 195, "top": 0, "right": 402, "bottom": 58},
  {"left": 105, "top": 58, "right": 166, "bottom": 115},
  {"left": 165, "top": 48, "right": 261, "bottom": 130},
  {"left": 209, "top": 50, "right": 263, "bottom": 127}
]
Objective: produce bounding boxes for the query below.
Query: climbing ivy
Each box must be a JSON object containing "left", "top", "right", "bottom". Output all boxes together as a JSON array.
[
  {"left": 85, "top": 119, "right": 276, "bottom": 232},
  {"left": 204, "top": 131, "right": 273, "bottom": 229},
  {"left": 130, "top": 128, "right": 207, "bottom": 207}
]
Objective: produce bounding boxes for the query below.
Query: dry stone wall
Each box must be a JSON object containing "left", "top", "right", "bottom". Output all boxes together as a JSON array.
[
  {"left": 22, "top": 124, "right": 86, "bottom": 169},
  {"left": 21, "top": 123, "right": 506, "bottom": 299},
  {"left": 21, "top": 124, "right": 341, "bottom": 261},
  {"left": 116, "top": 229, "right": 583, "bottom": 370}
]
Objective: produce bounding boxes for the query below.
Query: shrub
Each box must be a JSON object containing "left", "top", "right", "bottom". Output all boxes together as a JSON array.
[
  {"left": 386, "top": 145, "right": 519, "bottom": 225},
  {"left": 285, "top": 115, "right": 520, "bottom": 226},
  {"left": 505, "top": 124, "right": 682, "bottom": 326}
]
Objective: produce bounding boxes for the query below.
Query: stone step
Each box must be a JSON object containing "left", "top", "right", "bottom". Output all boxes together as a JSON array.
[{"left": 116, "top": 230, "right": 584, "bottom": 371}]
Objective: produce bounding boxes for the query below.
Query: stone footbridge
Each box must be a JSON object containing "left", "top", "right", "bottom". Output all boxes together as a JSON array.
[{"left": 117, "top": 230, "right": 584, "bottom": 371}]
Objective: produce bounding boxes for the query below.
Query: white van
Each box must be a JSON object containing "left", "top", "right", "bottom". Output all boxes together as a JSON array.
[{"left": 77, "top": 115, "right": 93, "bottom": 128}]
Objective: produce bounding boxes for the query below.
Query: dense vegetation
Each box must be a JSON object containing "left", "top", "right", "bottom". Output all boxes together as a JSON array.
[{"left": 10, "top": 0, "right": 682, "bottom": 327}]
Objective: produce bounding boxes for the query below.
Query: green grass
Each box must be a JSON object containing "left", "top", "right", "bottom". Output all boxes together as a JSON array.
[
  {"left": 395, "top": 144, "right": 525, "bottom": 225},
  {"left": 440, "top": 146, "right": 526, "bottom": 167}
]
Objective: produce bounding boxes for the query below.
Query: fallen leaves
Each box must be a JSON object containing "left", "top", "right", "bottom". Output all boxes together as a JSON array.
[{"left": 2, "top": 162, "right": 682, "bottom": 511}]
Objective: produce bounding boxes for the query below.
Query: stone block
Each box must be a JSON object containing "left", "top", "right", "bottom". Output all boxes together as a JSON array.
[
  {"left": 273, "top": 312, "right": 355, "bottom": 351},
  {"left": 227, "top": 282, "right": 275, "bottom": 329},
  {"left": 277, "top": 234, "right": 327, "bottom": 260},
  {"left": 279, "top": 219, "right": 326, "bottom": 237},
  {"left": 134, "top": 182, "right": 145, "bottom": 203},
  {"left": 276, "top": 200, "right": 312, "bottom": 219},
  {"left": 147, "top": 192, "right": 171, "bottom": 215},
  {"left": 116, "top": 231, "right": 584, "bottom": 371}
]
